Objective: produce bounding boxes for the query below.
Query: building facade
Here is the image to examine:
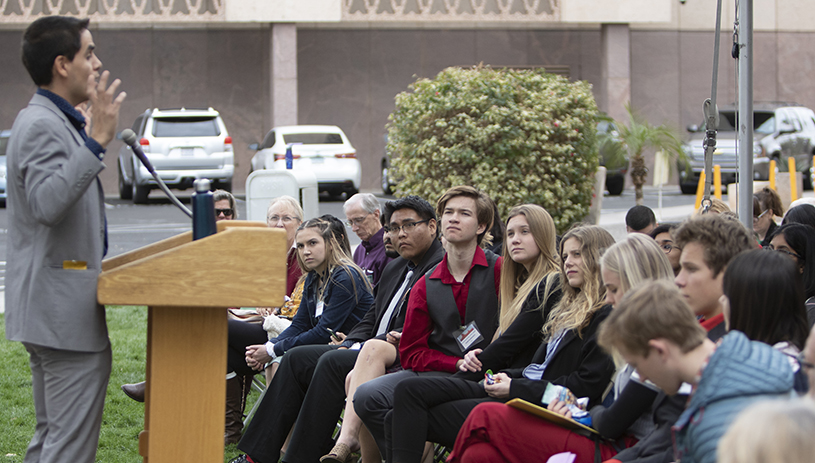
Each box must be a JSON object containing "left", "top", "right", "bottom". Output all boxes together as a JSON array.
[{"left": 1, "top": 0, "right": 814, "bottom": 193}]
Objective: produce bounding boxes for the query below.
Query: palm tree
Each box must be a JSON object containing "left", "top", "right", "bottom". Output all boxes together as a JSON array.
[{"left": 601, "top": 105, "right": 684, "bottom": 205}]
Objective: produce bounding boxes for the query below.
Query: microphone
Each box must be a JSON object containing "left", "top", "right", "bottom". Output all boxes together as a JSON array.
[{"left": 121, "top": 129, "right": 193, "bottom": 218}]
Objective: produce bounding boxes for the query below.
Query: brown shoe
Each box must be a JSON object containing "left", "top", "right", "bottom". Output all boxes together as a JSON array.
[
  {"left": 121, "top": 381, "right": 146, "bottom": 403},
  {"left": 320, "top": 443, "right": 352, "bottom": 463},
  {"left": 224, "top": 375, "right": 247, "bottom": 445}
]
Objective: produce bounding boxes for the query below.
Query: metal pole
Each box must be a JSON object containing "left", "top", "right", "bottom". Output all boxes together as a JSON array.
[{"left": 737, "top": 0, "right": 753, "bottom": 230}]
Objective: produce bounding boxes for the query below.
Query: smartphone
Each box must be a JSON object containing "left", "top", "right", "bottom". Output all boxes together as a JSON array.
[
  {"left": 326, "top": 327, "right": 341, "bottom": 341},
  {"left": 485, "top": 369, "right": 495, "bottom": 385}
]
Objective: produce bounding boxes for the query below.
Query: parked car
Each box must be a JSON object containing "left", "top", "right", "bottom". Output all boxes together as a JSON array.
[
  {"left": 250, "top": 125, "right": 360, "bottom": 197},
  {"left": 117, "top": 107, "right": 234, "bottom": 203},
  {"left": 381, "top": 120, "right": 629, "bottom": 196},
  {"left": 0, "top": 129, "right": 8, "bottom": 205},
  {"left": 678, "top": 104, "right": 815, "bottom": 194}
]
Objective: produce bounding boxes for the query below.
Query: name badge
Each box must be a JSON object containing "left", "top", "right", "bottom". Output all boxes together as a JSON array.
[
  {"left": 315, "top": 300, "right": 325, "bottom": 318},
  {"left": 454, "top": 321, "right": 484, "bottom": 352}
]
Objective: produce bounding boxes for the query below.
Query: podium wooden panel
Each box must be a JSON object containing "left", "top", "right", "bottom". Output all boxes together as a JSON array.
[{"left": 99, "top": 221, "right": 287, "bottom": 463}]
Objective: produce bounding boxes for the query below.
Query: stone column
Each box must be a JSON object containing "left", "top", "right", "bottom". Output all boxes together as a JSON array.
[
  {"left": 271, "top": 23, "right": 298, "bottom": 127},
  {"left": 600, "top": 23, "right": 631, "bottom": 122}
]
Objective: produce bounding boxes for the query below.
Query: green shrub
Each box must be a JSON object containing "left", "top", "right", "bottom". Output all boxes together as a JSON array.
[{"left": 387, "top": 65, "right": 599, "bottom": 233}]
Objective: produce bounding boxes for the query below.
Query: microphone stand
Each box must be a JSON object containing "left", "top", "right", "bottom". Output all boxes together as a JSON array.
[{"left": 121, "top": 129, "right": 193, "bottom": 218}]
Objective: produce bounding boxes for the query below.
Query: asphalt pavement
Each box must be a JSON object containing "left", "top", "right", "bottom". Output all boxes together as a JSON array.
[{"left": 0, "top": 185, "right": 701, "bottom": 314}]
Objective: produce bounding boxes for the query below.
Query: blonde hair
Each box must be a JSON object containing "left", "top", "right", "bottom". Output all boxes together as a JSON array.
[
  {"left": 543, "top": 225, "right": 615, "bottom": 339},
  {"left": 718, "top": 400, "right": 815, "bottom": 463},
  {"left": 695, "top": 197, "right": 731, "bottom": 215},
  {"left": 598, "top": 280, "right": 706, "bottom": 357},
  {"left": 498, "top": 205, "right": 560, "bottom": 333},
  {"left": 600, "top": 233, "right": 674, "bottom": 295}
]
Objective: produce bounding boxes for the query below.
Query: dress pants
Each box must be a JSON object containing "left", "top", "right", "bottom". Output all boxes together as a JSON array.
[
  {"left": 388, "top": 376, "right": 495, "bottom": 463},
  {"left": 227, "top": 319, "right": 269, "bottom": 377},
  {"left": 238, "top": 344, "right": 360, "bottom": 463},
  {"left": 354, "top": 370, "right": 452, "bottom": 460},
  {"left": 23, "top": 342, "right": 112, "bottom": 463}
]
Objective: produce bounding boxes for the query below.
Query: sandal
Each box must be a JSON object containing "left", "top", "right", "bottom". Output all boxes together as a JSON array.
[{"left": 320, "top": 443, "right": 353, "bottom": 463}]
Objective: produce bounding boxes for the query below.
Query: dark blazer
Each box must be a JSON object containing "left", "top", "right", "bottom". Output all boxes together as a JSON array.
[
  {"left": 271, "top": 266, "right": 373, "bottom": 355},
  {"left": 453, "top": 273, "right": 562, "bottom": 381},
  {"left": 343, "top": 238, "right": 444, "bottom": 345},
  {"left": 506, "top": 304, "right": 615, "bottom": 408},
  {"left": 5, "top": 94, "right": 108, "bottom": 352}
]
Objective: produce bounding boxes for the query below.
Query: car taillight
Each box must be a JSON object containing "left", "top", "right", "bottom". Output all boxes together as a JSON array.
[
  {"left": 224, "top": 136, "right": 232, "bottom": 145},
  {"left": 334, "top": 152, "right": 356, "bottom": 159},
  {"left": 139, "top": 138, "right": 149, "bottom": 146}
]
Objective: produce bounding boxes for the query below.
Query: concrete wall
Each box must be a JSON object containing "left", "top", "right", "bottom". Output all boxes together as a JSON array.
[{"left": 2, "top": 27, "right": 815, "bottom": 193}]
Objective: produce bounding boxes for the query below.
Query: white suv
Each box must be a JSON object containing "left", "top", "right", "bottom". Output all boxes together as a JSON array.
[{"left": 117, "top": 108, "right": 234, "bottom": 203}]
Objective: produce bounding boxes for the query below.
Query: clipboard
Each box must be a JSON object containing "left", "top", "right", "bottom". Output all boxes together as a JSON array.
[{"left": 506, "top": 398, "right": 599, "bottom": 435}]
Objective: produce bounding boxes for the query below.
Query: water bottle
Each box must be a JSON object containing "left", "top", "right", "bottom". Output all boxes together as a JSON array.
[
  {"left": 285, "top": 144, "right": 294, "bottom": 170},
  {"left": 192, "top": 178, "right": 217, "bottom": 240}
]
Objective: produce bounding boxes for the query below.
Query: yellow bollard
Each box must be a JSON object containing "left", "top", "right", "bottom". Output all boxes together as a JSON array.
[
  {"left": 789, "top": 157, "right": 798, "bottom": 202},
  {"left": 713, "top": 165, "right": 722, "bottom": 200},
  {"left": 695, "top": 170, "right": 707, "bottom": 210},
  {"left": 769, "top": 159, "right": 777, "bottom": 190}
]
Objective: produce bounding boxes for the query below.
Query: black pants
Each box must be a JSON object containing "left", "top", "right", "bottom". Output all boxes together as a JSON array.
[
  {"left": 237, "top": 344, "right": 360, "bottom": 463},
  {"left": 388, "top": 376, "right": 497, "bottom": 463},
  {"left": 227, "top": 319, "right": 269, "bottom": 377}
]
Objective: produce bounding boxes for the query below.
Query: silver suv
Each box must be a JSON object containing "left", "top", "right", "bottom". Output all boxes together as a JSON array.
[
  {"left": 117, "top": 108, "right": 234, "bottom": 203},
  {"left": 679, "top": 104, "right": 815, "bottom": 194}
]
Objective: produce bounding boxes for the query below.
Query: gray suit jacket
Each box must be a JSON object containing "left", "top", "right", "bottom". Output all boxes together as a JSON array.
[{"left": 5, "top": 93, "right": 109, "bottom": 352}]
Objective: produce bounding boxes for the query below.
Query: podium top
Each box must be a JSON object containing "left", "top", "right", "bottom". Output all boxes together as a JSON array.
[{"left": 98, "top": 223, "right": 288, "bottom": 308}]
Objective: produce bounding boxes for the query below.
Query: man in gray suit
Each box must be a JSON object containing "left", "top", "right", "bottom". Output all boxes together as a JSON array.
[{"left": 5, "top": 16, "right": 126, "bottom": 463}]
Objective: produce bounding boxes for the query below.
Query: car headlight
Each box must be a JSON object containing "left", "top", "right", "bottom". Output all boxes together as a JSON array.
[
  {"left": 0, "top": 166, "right": 6, "bottom": 179},
  {"left": 753, "top": 142, "right": 764, "bottom": 157}
]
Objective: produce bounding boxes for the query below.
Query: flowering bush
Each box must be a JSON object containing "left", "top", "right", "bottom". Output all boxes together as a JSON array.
[{"left": 387, "top": 65, "right": 600, "bottom": 233}]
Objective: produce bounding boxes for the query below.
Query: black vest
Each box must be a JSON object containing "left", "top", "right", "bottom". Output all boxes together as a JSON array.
[{"left": 425, "top": 250, "right": 500, "bottom": 358}]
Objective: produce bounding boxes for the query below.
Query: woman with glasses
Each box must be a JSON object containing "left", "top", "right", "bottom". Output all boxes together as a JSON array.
[
  {"left": 753, "top": 187, "right": 784, "bottom": 247},
  {"left": 767, "top": 223, "right": 815, "bottom": 327},
  {"left": 721, "top": 249, "right": 809, "bottom": 393},
  {"left": 649, "top": 223, "right": 681, "bottom": 275}
]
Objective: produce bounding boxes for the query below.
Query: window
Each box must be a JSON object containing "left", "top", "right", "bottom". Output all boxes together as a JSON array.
[
  {"left": 282, "top": 133, "right": 343, "bottom": 145},
  {"left": 152, "top": 117, "right": 221, "bottom": 137}
]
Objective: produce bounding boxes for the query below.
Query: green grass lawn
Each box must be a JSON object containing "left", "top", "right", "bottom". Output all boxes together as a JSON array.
[{"left": 0, "top": 306, "right": 251, "bottom": 462}]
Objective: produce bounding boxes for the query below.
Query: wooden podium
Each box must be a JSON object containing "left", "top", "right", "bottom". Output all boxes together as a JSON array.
[{"left": 98, "top": 221, "right": 287, "bottom": 463}]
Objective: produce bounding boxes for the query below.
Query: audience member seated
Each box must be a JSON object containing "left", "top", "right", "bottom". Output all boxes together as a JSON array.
[
  {"left": 625, "top": 205, "right": 656, "bottom": 234},
  {"left": 344, "top": 193, "right": 393, "bottom": 285},
  {"left": 598, "top": 280, "right": 794, "bottom": 463},
  {"left": 766, "top": 223, "right": 815, "bottom": 326},
  {"left": 718, "top": 400, "right": 815, "bottom": 463},
  {"left": 449, "top": 233, "right": 679, "bottom": 463},
  {"left": 782, "top": 202, "right": 815, "bottom": 228},
  {"left": 721, "top": 249, "right": 810, "bottom": 393},
  {"left": 648, "top": 223, "right": 680, "bottom": 275},
  {"left": 484, "top": 198, "right": 505, "bottom": 255},
  {"left": 350, "top": 186, "right": 502, "bottom": 462},
  {"left": 230, "top": 196, "right": 445, "bottom": 463},
  {"left": 803, "top": 324, "right": 815, "bottom": 400},
  {"left": 694, "top": 197, "right": 731, "bottom": 216},
  {"left": 214, "top": 189, "right": 237, "bottom": 221},
  {"left": 753, "top": 187, "right": 784, "bottom": 247},
  {"left": 383, "top": 225, "right": 616, "bottom": 463},
  {"left": 673, "top": 214, "right": 754, "bottom": 340}
]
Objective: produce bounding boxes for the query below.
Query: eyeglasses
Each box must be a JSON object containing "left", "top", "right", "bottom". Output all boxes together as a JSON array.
[
  {"left": 753, "top": 209, "right": 770, "bottom": 222},
  {"left": 797, "top": 352, "right": 815, "bottom": 370},
  {"left": 659, "top": 243, "right": 680, "bottom": 253},
  {"left": 346, "top": 213, "right": 372, "bottom": 227},
  {"left": 385, "top": 219, "right": 430, "bottom": 235},
  {"left": 269, "top": 215, "right": 297, "bottom": 223},
  {"left": 215, "top": 208, "right": 234, "bottom": 217},
  {"left": 764, "top": 245, "right": 803, "bottom": 260}
]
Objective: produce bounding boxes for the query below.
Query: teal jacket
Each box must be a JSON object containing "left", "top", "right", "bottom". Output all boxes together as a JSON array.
[{"left": 673, "top": 331, "right": 794, "bottom": 463}]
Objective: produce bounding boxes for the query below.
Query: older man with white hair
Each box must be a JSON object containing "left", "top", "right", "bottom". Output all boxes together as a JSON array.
[{"left": 344, "top": 193, "right": 393, "bottom": 286}]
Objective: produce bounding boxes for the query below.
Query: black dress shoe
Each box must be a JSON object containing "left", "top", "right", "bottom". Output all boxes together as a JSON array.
[{"left": 121, "top": 381, "right": 146, "bottom": 402}]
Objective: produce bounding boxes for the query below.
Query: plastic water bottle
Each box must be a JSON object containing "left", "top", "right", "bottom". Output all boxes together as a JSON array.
[{"left": 192, "top": 178, "right": 217, "bottom": 240}]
